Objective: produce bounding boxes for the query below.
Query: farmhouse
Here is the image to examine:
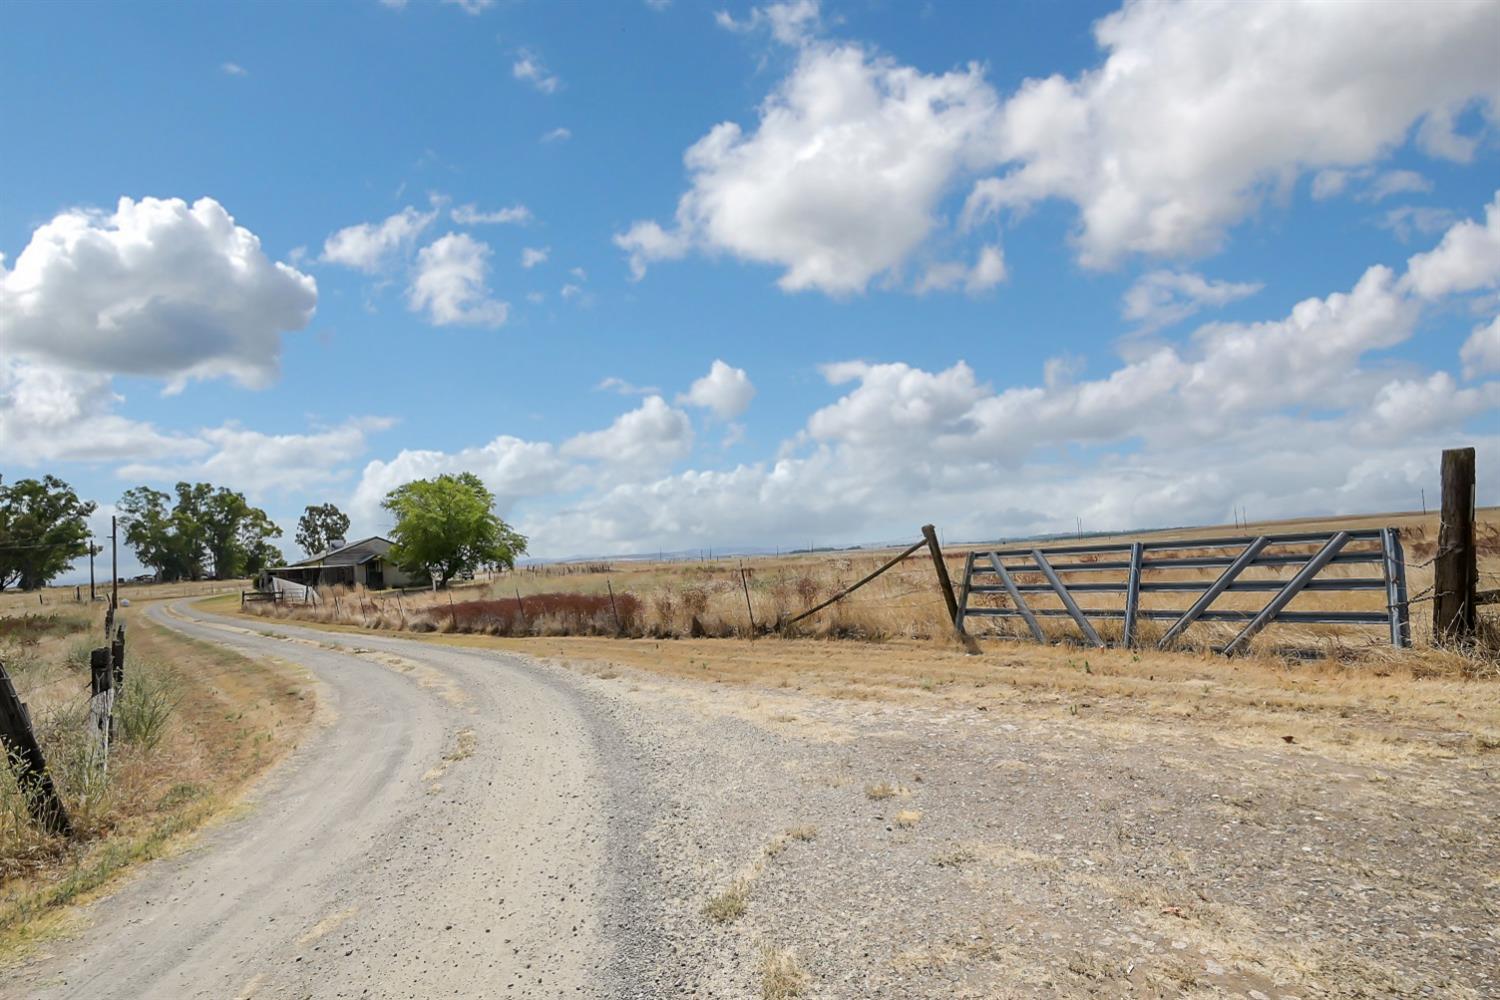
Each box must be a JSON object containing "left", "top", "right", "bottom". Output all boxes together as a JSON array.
[{"left": 263, "top": 536, "right": 413, "bottom": 591}]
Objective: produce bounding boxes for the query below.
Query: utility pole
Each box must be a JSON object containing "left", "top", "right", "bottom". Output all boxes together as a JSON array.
[{"left": 110, "top": 516, "right": 118, "bottom": 611}]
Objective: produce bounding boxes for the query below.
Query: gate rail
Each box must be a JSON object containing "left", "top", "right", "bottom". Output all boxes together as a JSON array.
[{"left": 955, "top": 528, "right": 1409, "bottom": 654}]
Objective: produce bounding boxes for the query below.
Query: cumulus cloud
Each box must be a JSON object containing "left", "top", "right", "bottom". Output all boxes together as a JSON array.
[
  {"left": 119, "top": 417, "right": 395, "bottom": 495},
  {"left": 1461, "top": 316, "right": 1500, "bottom": 378},
  {"left": 407, "top": 233, "right": 509, "bottom": 327},
  {"left": 349, "top": 195, "right": 1500, "bottom": 557},
  {"left": 0, "top": 196, "right": 316, "bottom": 390},
  {"left": 521, "top": 246, "right": 550, "bottom": 268},
  {"left": 322, "top": 205, "right": 436, "bottom": 272},
  {"left": 621, "top": 2, "right": 1500, "bottom": 290},
  {"left": 1402, "top": 191, "right": 1500, "bottom": 298},
  {"left": 561, "top": 396, "right": 694, "bottom": 468},
  {"left": 915, "top": 245, "right": 1007, "bottom": 295},
  {"left": 969, "top": 0, "right": 1500, "bottom": 268},
  {"left": 1122, "top": 270, "right": 1263, "bottom": 331},
  {"left": 540, "top": 127, "right": 572, "bottom": 143},
  {"left": 679, "top": 360, "right": 756, "bottom": 419},
  {"left": 221, "top": 61, "right": 248, "bottom": 77},
  {"left": 513, "top": 49, "right": 560, "bottom": 94},
  {"left": 350, "top": 436, "right": 573, "bottom": 530},
  {"left": 0, "top": 357, "right": 206, "bottom": 465},
  {"left": 619, "top": 41, "right": 1001, "bottom": 293},
  {"left": 450, "top": 203, "right": 532, "bottom": 226}
]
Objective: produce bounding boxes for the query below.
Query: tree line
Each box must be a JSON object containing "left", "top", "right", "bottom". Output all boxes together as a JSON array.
[{"left": 1, "top": 472, "right": 526, "bottom": 591}]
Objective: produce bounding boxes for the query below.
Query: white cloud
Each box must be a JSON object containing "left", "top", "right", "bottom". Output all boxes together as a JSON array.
[
  {"left": 1378, "top": 205, "right": 1459, "bottom": 243},
  {"left": 450, "top": 203, "right": 532, "bottom": 226},
  {"left": 322, "top": 205, "right": 436, "bottom": 272},
  {"left": 521, "top": 246, "right": 550, "bottom": 268},
  {"left": 967, "top": 0, "right": 1500, "bottom": 267},
  {"left": 561, "top": 396, "right": 694, "bottom": 468},
  {"left": 118, "top": 417, "right": 395, "bottom": 496},
  {"left": 679, "top": 359, "right": 756, "bottom": 419},
  {"left": 598, "top": 376, "right": 660, "bottom": 396},
  {"left": 513, "top": 49, "right": 560, "bottom": 94},
  {"left": 1122, "top": 270, "right": 1263, "bottom": 331},
  {"left": 358, "top": 196, "right": 1500, "bottom": 557},
  {"left": 1312, "top": 168, "right": 1433, "bottom": 203},
  {"left": 0, "top": 357, "right": 206, "bottom": 465},
  {"left": 615, "top": 220, "right": 690, "bottom": 281},
  {"left": 617, "top": 41, "right": 1002, "bottom": 293},
  {"left": 1403, "top": 191, "right": 1500, "bottom": 298},
  {"left": 407, "top": 233, "right": 509, "bottom": 327},
  {"left": 442, "top": 0, "right": 494, "bottom": 13},
  {"left": 560, "top": 282, "right": 584, "bottom": 301},
  {"left": 716, "top": 0, "right": 822, "bottom": 45},
  {"left": 915, "top": 245, "right": 1007, "bottom": 295},
  {"left": 540, "top": 127, "right": 572, "bottom": 143},
  {"left": 221, "top": 62, "right": 248, "bottom": 77},
  {"left": 351, "top": 435, "right": 573, "bottom": 530},
  {"left": 0, "top": 196, "right": 316, "bottom": 390},
  {"left": 1461, "top": 316, "right": 1500, "bottom": 378}
]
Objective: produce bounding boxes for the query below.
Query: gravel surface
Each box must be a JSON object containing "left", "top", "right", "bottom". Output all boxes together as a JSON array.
[{"left": 4, "top": 602, "right": 1494, "bottom": 999}]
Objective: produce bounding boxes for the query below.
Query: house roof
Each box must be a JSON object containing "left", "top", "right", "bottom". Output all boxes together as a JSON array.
[{"left": 285, "top": 535, "right": 394, "bottom": 568}]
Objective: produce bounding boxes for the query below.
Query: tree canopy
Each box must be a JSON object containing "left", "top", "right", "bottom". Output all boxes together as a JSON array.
[
  {"left": 382, "top": 473, "right": 526, "bottom": 587},
  {"left": 0, "top": 476, "right": 96, "bottom": 591},
  {"left": 296, "top": 503, "right": 351, "bottom": 556},
  {"left": 119, "top": 482, "right": 283, "bottom": 581}
]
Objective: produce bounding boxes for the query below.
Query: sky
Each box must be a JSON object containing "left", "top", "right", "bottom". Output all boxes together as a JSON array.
[{"left": 3, "top": 0, "right": 1500, "bottom": 578}]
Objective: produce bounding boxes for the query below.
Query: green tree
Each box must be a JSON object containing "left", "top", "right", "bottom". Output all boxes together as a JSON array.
[
  {"left": 295, "top": 503, "right": 351, "bottom": 556},
  {"left": 0, "top": 476, "right": 96, "bottom": 591},
  {"left": 382, "top": 473, "right": 526, "bottom": 588},
  {"left": 119, "top": 482, "right": 282, "bottom": 581}
]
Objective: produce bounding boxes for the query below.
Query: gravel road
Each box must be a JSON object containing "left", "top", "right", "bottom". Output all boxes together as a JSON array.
[
  {"left": 4, "top": 600, "right": 675, "bottom": 999},
  {"left": 4, "top": 601, "right": 1495, "bottom": 999}
]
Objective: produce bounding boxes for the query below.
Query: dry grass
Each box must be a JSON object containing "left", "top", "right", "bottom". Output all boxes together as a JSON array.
[
  {"left": 0, "top": 593, "right": 311, "bottom": 958},
  {"left": 894, "top": 809, "right": 922, "bottom": 828},
  {"left": 759, "top": 945, "right": 808, "bottom": 999},
  {"left": 704, "top": 877, "right": 751, "bottom": 923},
  {"left": 864, "top": 782, "right": 906, "bottom": 800}
]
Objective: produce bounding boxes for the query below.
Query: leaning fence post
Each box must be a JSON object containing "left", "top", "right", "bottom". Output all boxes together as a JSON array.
[
  {"left": 606, "top": 579, "right": 623, "bottom": 635},
  {"left": 0, "top": 660, "right": 73, "bottom": 837},
  {"left": 739, "top": 564, "right": 757, "bottom": 637},
  {"left": 922, "top": 525, "right": 961, "bottom": 627},
  {"left": 1434, "top": 447, "right": 1477, "bottom": 644}
]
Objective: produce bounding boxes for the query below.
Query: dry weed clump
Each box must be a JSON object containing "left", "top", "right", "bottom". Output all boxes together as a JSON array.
[
  {"left": 759, "top": 945, "right": 809, "bottom": 999},
  {"left": 703, "top": 877, "right": 750, "bottom": 923}
]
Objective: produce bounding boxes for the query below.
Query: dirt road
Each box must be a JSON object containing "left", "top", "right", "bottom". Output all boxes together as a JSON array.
[
  {"left": 5, "top": 600, "right": 1495, "bottom": 998},
  {"left": 6, "top": 600, "right": 670, "bottom": 999}
]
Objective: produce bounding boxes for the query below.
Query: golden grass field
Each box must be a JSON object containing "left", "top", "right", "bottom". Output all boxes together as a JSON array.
[{"left": 225, "top": 508, "right": 1500, "bottom": 774}]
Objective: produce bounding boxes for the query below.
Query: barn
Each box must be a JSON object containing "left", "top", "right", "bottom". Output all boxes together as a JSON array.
[{"left": 263, "top": 536, "right": 413, "bottom": 592}]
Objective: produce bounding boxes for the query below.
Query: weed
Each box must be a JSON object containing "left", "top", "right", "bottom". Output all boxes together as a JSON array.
[
  {"left": 117, "top": 662, "right": 181, "bottom": 752},
  {"left": 704, "top": 877, "right": 750, "bottom": 923},
  {"left": 760, "top": 945, "right": 808, "bottom": 999}
]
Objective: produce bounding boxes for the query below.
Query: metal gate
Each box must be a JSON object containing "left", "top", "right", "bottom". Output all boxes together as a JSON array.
[{"left": 955, "top": 528, "right": 1410, "bottom": 654}]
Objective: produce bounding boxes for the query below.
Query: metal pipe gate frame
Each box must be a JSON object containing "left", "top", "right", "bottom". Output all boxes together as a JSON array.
[{"left": 954, "top": 528, "right": 1411, "bottom": 655}]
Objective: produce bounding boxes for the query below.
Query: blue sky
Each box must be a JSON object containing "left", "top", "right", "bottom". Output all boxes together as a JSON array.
[{"left": 3, "top": 0, "right": 1500, "bottom": 575}]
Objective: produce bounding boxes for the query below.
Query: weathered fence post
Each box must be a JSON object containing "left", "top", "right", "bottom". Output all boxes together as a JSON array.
[
  {"left": 606, "top": 579, "right": 623, "bottom": 635},
  {"left": 1434, "top": 447, "right": 1477, "bottom": 644},
  {"left": 922, "top": 524, "right": 960, "bottom": 627},
  {"left": 0, "top": 660, "right": 73, "bottom": 837},
  {"left": 739, "top": 565, "right": 757, "bottom": 637}
]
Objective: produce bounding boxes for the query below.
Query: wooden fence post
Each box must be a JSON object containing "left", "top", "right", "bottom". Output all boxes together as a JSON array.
[
  {"left": 739, "top": 565, "right": 757, "bottom": 637},
  {"left": 606, "top": 579, "right": 622, "bottom": 635},
  {"left": 922, "top": 524, "right": 960, "bottom": 627},
  {"left": 1434, "top": 447, "right": 1477, "bottom": 644},
  {"left": 0, "top": 660, "right": 72, "bottom": 837}
]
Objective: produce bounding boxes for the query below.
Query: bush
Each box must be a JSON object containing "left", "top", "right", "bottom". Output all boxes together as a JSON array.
[{"left": 117, "top": 663, "right": 180, "bottom": 752}]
